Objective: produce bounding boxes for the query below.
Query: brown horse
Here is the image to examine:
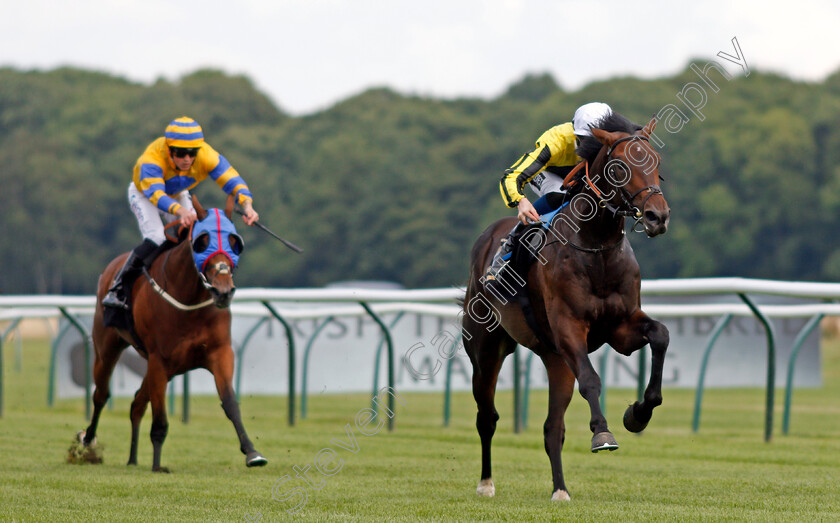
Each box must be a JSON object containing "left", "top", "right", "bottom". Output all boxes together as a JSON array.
[
  {"left": 80, "top": 198, "right": 267, "bottom": 471},
  {"left": 463, "top": 112, "right": 670, "bottom": 501}
]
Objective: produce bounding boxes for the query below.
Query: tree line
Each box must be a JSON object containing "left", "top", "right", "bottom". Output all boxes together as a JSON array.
[{"left": 1, "top": 64, "right": 839, "bottom": 294}]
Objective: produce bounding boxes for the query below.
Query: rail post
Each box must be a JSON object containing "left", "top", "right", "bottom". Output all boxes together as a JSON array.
[
  {"left": 0, "top": 317, "right": 23, "bottom": 417},
  {"left": 692, "top": 314, "right": 733, "bottom": 432},
  {"left": 360, "top": 302, "right": 396, "bottom": 431},
  {"left": 235, "top": 316, "right": 269, "bottom": 402},
  {"left": 301, "top": 316, "right": 335, "bottom": 419},
  {"left": 738, "top": 294, "right": 776, "bottom": 442},
  {"left": 58, "top": 308, "right": 92, "bottom": 419},
  {"left": 782, "top": 313, "right": 824, "bottom": 435},
  {"left": 262, "top": 302, "right": 297, "bottom": 427}
]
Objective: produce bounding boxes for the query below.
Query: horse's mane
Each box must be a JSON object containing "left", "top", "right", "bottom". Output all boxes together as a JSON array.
[
  {"left": 149, "top": 224, "right": 190, "bottom": 268},
  {"left": 575, "top": 112, "right": 643, "bottom": 163}
]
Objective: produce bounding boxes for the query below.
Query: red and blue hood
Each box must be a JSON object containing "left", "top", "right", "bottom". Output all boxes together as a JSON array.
[{"left": 191, "top": 208, "right": 243, "bottom": 272}]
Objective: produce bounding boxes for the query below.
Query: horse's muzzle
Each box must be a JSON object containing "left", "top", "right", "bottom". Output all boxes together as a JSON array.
[
  {"left": 643, "top": 208, "right": 670, "bottom": 237},
  {"left": 210, "top": 287, "right": 236, "bottom": 309}
]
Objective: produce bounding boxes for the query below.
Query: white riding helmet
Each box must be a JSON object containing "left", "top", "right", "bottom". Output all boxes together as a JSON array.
[{"left": 573, "top": 102, "right": 612, "bottom": 137}]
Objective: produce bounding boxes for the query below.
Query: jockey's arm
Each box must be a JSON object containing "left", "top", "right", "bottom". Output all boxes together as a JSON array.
[
  {"left": 499, "top": 123, "right": 578, "bottom": 219},
  {"left": 499, "top": 144, "right": 551, "bottom": 209},
  {"left": 200, "top": 147, "right": 259, "bottom": 226}
]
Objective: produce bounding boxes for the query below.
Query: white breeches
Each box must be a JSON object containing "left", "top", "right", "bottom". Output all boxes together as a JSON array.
[
  {"left": 127, "top": 183, "right": 193, "bottom": 245},
  {"left": 528, "top": 171, "right": 567, "bottom": 198}
]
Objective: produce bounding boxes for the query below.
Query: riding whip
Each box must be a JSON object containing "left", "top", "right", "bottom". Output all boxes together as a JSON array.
[{"left": 235, "top": 208, "right": 303, "bottom": 253}]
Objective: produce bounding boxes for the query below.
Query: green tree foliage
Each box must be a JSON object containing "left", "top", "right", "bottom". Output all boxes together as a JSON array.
[{"left": 0, "top": 64, "right": 838, "bottom": 293}]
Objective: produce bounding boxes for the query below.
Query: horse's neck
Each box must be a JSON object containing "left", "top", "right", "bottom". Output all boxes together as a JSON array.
[
  {"left": 571, "top": 153, "right": 626, "bottom": 246},
  {"left": 153, "top": 241, "right": 207, "bottom": 302},
  {"left": 580, "top": 208, "right": 624, "bottom": 239}
]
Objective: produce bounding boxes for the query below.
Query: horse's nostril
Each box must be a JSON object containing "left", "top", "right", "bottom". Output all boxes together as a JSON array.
[{"left": 644, "top": 210, "right": 660, "bottom": 224}]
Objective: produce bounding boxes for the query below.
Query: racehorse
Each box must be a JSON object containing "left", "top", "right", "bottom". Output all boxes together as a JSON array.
[
  {"left": 462, "top": 113, "right": 670, "bottom": 501},
  {"left": 79, "top": 197, "right": 267, "bottom": 472}
]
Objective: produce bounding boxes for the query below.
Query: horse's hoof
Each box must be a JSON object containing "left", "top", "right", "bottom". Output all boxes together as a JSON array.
[
  {"left": 476, "top": 478, "right": 495, "bottom": 497},
  {"left": 126, "top": 460, "right": 137, "bottom": 466},
  {"left": 246, "top": 452, "right": 268, "bottom": 467},
  {"left": 77, "top": 430, "right": 97, "bottom": 447},
  {"left": 591, "top": 431, "right": 619, "bottom": 452},
  {"left": 551, "top": 489, "right": 571, "bottom": 502},
  {"left": 152, "top": 466, "right": 170, "bottom": 473},
  {"left": 623, "top": 402, "right": 649, "bottom": 433}
]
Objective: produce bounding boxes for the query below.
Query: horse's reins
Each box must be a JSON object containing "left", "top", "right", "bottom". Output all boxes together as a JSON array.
[
  {"left": 140, "top": 220, "right": 226, "bottom": 311},
  {"left": 142, "top": 269, "right": 214, "bottom": 311}
]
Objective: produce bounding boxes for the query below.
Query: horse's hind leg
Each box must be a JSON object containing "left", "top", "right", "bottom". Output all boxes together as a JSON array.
[
  {"left": 465, "top": 315, "right": 515, "bottom": 498},
  {"left": 207, "top": 347, "right": 266, "bottom": 467},
  {"left": 540, "top": 352, "right": 575, "bottom": 501},
  {"left": 82, "top": 321, "right": 127, "bottom": 447},
  {"left": 127, "top": 376, "right": 149, "bottom": 465},
  {"left": 610, "top": 311, "right": 670, "bottom": 432}
]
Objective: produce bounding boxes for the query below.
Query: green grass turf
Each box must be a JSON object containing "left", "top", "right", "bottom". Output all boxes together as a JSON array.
[{"left": 1, "top": 335, "right": 838, "bottom": 522}]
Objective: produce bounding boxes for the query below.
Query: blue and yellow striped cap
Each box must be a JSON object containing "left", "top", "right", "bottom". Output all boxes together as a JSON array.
[{"left": 164, "top": 117, "right": 205, "bottom": 148}]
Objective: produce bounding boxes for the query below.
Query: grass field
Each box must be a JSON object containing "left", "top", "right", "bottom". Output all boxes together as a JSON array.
[{"left": 1, "top": 336, "right": 839, "bottom": 522}]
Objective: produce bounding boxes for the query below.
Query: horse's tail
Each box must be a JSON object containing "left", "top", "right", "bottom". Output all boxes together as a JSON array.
[{"left": 455, "top": 289, "right": 465, "bottom": 308}]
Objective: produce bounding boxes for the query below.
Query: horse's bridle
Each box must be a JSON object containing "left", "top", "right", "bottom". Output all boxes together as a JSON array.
[
  {"left": 198, "top": 259, "right": 232, "bottom": 291},
  {"left": 585, "top": 135, "right": 663, "bottom": 227},
  {"left": 186, "top": 221, "right": 235, "bottom": 292}
]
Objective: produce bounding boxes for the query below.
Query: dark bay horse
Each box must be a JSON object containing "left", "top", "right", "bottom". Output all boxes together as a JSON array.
[
  {"left": 80, "top": 198, "right": 267, "bottom": 471},
  {"left": 463, "top": 113, "right": 670, "bottom": 501}
]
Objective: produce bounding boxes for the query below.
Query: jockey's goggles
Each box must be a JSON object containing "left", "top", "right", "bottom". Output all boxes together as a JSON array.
[{"left": 170, "top": 147, "right": 200, "bottom": 158}]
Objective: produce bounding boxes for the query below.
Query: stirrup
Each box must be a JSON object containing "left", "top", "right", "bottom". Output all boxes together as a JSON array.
[
  {"left": 484, "top": 240, "right": 513, "bottom": 282},
  {"left": 102, "top": 288, "right": 129, "bottom": 310},
  {"left": 102, "top": 250, "right": 146, "bottom": 310}
]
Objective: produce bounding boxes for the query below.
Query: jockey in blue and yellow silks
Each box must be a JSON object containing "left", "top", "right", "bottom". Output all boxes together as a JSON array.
[
  {"left": 103, "top": 116, "right": 260, "bottom": 310},
  {"left": 486, "top": 102, "right": 613, "bottom": 281}
]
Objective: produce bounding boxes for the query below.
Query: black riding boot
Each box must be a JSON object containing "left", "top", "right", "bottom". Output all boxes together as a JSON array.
[
  {"left": 485, "top": 223, "right": 526, "bottom": 282},
  {"left": 102, "top": 239, "right": 158, "bottom": 310}
]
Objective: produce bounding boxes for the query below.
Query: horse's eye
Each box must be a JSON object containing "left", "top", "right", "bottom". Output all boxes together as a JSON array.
[
  {"left": 229, "top": 234, "right": 244, "bottom": 255},
  {"left": 192, "top": 232, "right": 210, "bottom": 253}
]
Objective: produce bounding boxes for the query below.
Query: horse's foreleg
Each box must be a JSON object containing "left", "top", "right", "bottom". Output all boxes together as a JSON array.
[
  {"left": 146, "top": 356, "right": 170, "bottom": 472},
  {"left": 541, "top": 352, "right": 575, "bottom": 501},
  {"left": 554, "top": 325, "right": 616, "bottom": 452},
  {"left": 209, "top": 348, "right": 267, "bottom": 467},
  {"left": 610, "top": 311, "right": 670, "bottom": 433},
  {"left": 127, "top": 377, "right": 149, "bottom": 465},
  {"left": 575, "top": 350, "right": 617, "bottom": 451}
]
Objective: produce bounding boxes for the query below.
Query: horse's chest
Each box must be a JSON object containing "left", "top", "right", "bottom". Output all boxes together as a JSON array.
[
  {"left": 157, "top": 334, "right": 219, "bottom": 370},
  {"left": 587, "top": 293, "right": 633, "bottom": 321}
]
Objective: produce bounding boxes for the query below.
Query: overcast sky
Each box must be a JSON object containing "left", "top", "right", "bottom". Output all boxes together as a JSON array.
[{"left": 2, "top": 0, "right": 838, "bottom": 115}]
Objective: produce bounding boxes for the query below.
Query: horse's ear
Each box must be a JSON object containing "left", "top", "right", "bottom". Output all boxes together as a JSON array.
[
  {"left": 192, "top": 195, "right": 208, "bottom": 221},
  {"left": 224, "top": 194, "right": 235, "bottom": 221},
  {"left": 641, "top": 116, "right": 657, "bottom": 138},
  {"left": 590, "top": 128, "right": 623, "bottom": 147}
]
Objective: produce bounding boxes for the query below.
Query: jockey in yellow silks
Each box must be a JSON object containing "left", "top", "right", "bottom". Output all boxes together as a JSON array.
[
  {"left": 486, "top": 102, "right": 613, "bottom": 280},
  {"left": 103, "top": 117, "right": 260, "bottom": 310}
]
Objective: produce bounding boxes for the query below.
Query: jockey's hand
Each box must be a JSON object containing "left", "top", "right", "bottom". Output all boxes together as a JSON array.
[
  {"left": 176, "top": 207, "right": 198, "bottom": 229},
  {"left": 241, "top": 202, "right": 260, "bottom": 226},
  {"left": 516, "top": 197, "right": 541, "bottom": 224}
]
